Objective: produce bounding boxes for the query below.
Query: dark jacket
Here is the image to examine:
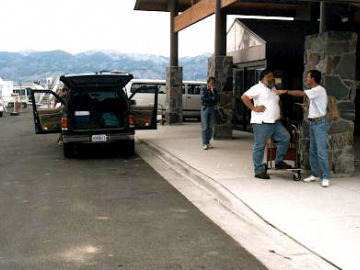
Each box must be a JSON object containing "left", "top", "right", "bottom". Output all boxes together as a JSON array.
[{"left": 201, "top": 88, "right": 219, "bottom": 107}]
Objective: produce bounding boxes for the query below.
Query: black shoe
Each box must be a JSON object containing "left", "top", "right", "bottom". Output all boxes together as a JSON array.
[
  {"left": 275, "top": 161, "right": 292, "bottom": 170},
  {"left": 263, "top": 163, "right": 268, "bottom": 174},
  {"left": 255, "top": 172, "right": 270, "bottom": 179}
]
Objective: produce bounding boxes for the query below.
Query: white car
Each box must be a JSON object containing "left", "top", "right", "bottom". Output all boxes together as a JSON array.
[{"left": 0, "top": 100, "right": 6, "bottom": 117}]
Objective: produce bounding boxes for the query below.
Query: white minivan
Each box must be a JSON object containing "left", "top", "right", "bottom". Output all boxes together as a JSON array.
[{"left": 125, "top": 79, "right": 206, "bottom": 121}]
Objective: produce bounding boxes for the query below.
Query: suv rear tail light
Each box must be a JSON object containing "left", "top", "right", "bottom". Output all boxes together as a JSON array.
[
  {"left": 61, "top": 117, "right": 68, "bottom": 131},
  {"left": 129, "top": 115, "right": 135, "bottom": 128}
]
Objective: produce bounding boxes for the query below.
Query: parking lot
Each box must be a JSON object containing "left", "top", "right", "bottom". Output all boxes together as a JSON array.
[{"left": 0, "top": 110, "right": 265, "bottom": 269}]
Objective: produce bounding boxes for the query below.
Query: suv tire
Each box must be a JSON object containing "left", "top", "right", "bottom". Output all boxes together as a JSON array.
[
  {"left": 63, "top": 143, "right": 74, "bottom": 158},
  {"left": 125, "top": 140, "right": 135, "bottom": 156}
]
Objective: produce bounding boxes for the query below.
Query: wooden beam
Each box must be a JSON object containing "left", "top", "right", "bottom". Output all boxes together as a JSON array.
[
  {"left": 222, "top": 0, "right": 238, "bottom": 7},
  {"left": 174, "top": 0, "right": 215, "bottom": 32},
  {"left": 173, "top": 0, "right": 297, "bottom": 32},
  {"left": 173, "top": 0, "right": 237, "bottom": 32}
]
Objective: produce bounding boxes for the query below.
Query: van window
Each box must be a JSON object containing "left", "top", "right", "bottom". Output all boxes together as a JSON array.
[
  {"left": 131, "top": 83, "right": 166, "bottom": 94},
  {"left": 187, "top": 85, "right": 203, "bottom": 95}
]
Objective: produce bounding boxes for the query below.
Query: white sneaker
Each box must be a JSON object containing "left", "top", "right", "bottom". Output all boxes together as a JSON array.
[
  {"left": 207, "top": 143, "right": 214, "bottom": 149},
  {"left": 322, "top": 179, "right": 330, "bottom": 187},
  {"left": 203, "top": 145, "right": 208, "bottom": 150},
  {"left": 303, "top": 175, "right": 320, "bottom": 182}
]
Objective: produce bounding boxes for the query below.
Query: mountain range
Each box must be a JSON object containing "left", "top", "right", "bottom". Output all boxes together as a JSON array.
[{"left": 0, "top": 50, "right": 211, "bottom": 84}]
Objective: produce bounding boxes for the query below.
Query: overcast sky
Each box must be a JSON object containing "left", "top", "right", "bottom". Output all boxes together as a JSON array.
[{"left": 0, "top": 0, "right": 236, "bottom": 57}]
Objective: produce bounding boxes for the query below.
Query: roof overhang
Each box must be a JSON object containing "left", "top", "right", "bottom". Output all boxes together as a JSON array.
[
  {"left": 135, "top": 0, "right": 360, "bottom": 32},
  {"left": 135, "top": 0, "right": 360, "bottom": 12}
]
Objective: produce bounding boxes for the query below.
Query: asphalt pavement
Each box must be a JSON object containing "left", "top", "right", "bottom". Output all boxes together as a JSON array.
[{"left": 0, "top": 110, "right": 267, "bottom": 270}]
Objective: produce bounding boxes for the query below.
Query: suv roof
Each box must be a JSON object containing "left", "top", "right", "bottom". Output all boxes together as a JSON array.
[{"left": 60, "top": 73, "right": 133, "bottom": 90}]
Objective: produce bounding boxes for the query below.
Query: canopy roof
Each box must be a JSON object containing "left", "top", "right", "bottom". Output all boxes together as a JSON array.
[
  {"left": 135, "top": 0, "right": 360, "bottom": 32},
  {"left": 135, "top": 0, "right": 305, "bottom": 16},
  {"left": 135, "top": 0, "right": 360, "bottom": 14}
]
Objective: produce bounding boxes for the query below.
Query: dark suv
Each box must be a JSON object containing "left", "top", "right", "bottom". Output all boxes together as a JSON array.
[{"left": 31, "top": 72, "right": 158, "bottom": 157}]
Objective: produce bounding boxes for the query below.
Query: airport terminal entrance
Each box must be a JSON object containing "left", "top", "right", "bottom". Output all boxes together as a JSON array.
[{"left": 233, "top": 66, "right": 264, "bottom": 132}]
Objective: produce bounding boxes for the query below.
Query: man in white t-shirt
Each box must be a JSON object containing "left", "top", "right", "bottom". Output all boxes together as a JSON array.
[
  {"left": 242, "top": 70, "right": 291, "bottom": 180},
  {"left": 275, "top": 70, "right": 330, "bottom": 187}
]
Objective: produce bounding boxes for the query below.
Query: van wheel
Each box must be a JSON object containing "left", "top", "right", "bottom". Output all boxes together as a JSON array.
[
  {"left": 0, "top": 112, "right": 3, "bottom": 117},
  {"left": 63, "top": 143, "right": 74, "bottom": 158},
  {"left": 125, "top": 140, "right": 135, "bottom": 156}
]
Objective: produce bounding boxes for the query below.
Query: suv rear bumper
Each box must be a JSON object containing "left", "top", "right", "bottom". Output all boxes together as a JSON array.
[{"left": 63, "top": 133, "right": 134, "bottom": 144}]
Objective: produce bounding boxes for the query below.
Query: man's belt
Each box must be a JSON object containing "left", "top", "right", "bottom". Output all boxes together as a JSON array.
[
  {"left": 261, "top": 120, "right": 281, "bottom": 124},
  {"left": 308, "top": 116, "right": 326, "bottom": 122}
]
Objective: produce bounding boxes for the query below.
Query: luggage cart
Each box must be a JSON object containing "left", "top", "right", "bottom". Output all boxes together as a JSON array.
[{"left": 266, "top": 121, "right": 302, "bottom": 181}]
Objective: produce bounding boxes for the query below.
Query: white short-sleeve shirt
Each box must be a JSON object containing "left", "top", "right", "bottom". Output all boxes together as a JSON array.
[
  {"left": 243, "top": 81, "right": 280, "bottom": 124},
  {"left": 304, "top": 85, "right": 328, "bottom": 119}
]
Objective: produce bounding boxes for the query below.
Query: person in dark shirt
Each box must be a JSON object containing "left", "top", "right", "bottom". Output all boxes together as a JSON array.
[
  {"left": 54, "top": 88, "right": 68, "bottom": 145},
  {"left": 201, "top": 76, "right": 219, "bottom": 150}
]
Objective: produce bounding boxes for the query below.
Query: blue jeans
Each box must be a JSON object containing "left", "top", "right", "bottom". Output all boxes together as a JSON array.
[
  {"left": 309, "top": 118, "right": 330, "bottom": 180},
  {"left": 252, "top": 121, "right": 290, "bottom": 174},
  {"left": 201, "top": 106, "right": 215, "bottom": 145}
]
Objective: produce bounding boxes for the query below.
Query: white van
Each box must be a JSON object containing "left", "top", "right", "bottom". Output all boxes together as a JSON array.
[{"left": 125, "top": 79, "right": 206, "bottom": 121}]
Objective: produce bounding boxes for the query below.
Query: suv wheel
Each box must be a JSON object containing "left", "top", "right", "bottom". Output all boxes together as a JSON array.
[
  {"left": 63, "top": 143, "right": 74, "bottom": 158},
  {"left": 125, "top": 140, "right": 135, "bottom": 156}
]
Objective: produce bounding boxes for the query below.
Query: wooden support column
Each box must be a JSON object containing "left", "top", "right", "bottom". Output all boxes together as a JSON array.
[
  {"left": 166, "top": 0, "right": 183, "bottom": 125},
  {"left": 215, "top": 0, "right": 226, "bottom": 56},
  {"left": 170, "top": 0, "right": 178, "bottom": 66},
  {"left": 320, "top": 2, "right": 329, "bottom": 33}
]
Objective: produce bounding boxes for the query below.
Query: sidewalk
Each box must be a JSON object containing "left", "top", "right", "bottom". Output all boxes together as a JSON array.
[{"left": 136, "top": 123, "right": 360, "bottom": 270}]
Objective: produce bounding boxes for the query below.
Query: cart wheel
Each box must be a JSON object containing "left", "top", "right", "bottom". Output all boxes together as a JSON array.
[{"left": 293, "top": 171, "right": 301, "bottom": 181}]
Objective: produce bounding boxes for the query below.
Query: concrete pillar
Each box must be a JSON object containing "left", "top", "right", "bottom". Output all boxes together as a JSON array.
[
  {"left": 165, "top": 66, "right": 183, "bottom": 125},
  {"left": 302, "top": 31, "right": 358, "bottom": 175},
  {"left": 208, "top": 56, "right": 233, "bottom": 139},
  {"left": 211, "top": 0, "right": 232, "bottom": 139}
]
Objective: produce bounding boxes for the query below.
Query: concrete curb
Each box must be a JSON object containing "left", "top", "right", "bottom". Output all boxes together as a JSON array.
[
  {"left": 137, "top": 138, "right": 340, "bottom": 270},
  {"left": 141, "top": 139, "right": 274, "bottom": 224}
]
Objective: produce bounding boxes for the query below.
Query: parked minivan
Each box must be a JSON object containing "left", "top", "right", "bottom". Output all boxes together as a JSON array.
[
  {"left": 125, "top": 79, "right": 206, "bottom": 121},
  {"left": 31, "top": 72, "right": 158, "bottom": 158}
]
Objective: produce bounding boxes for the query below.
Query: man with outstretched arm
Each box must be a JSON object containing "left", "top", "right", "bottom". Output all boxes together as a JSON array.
[{"left": 274, "top": 70, "right": 330, "bottom": 187}]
